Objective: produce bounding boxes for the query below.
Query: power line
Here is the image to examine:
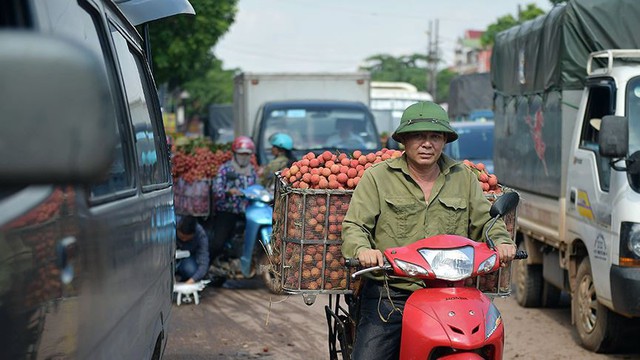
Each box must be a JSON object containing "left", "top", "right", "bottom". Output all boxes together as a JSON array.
[{"left": 216, "top": 44, "right": 363, "bottom": 65}]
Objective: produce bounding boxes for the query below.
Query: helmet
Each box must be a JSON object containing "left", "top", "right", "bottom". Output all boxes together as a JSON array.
[
  {"left": 269, "top": 133, "right": 293, "bottom": 151},
  {"left": 232, "top": 136, "right": 255, "bottom": 154},
  {"left": 392, "top": 101, "right": 458, "bottom": 143}
]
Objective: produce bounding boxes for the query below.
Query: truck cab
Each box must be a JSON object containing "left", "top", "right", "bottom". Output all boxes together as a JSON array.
[{"left": 566, "top": 50, "right": 640, "bottom": 325}]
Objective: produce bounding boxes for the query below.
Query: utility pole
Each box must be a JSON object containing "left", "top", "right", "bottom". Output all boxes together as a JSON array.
[
  {"left": 427, "top": 19, "right": 440, "bottom": 102},
  {"left": 432, "top": 18, "right": 439, "bottom": 102}
]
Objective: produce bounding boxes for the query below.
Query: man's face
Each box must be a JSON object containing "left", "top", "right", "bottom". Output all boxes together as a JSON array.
[
  {"left": 401, "top": 131, "right": 446, "bottom": 168},
  {"left": 177, "top": 230, "right": 195, "bottom": 242}
]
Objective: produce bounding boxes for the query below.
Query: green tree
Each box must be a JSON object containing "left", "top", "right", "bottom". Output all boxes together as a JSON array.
[
  {"left": 360, "top": 53, "right": 430, "bottom": 92},
  {"left": 147, "top": 0, "right": 238, "bottom": 89},
  {"left": 360, "top": 53, "right": 454, "bottom": 103},
  {"left": 481, "top": 3, "right": 546, "bottom": 47},
  {"left": 182, "top": 60, "right": 238, "bottom": 115},
  {"left": 436, "top": 68, "right": 456, "bottom": 103}
]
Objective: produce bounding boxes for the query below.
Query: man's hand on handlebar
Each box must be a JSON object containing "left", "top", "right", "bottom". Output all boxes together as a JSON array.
[
  {"left": 496, "top": 243, "right": 516, "bottom": 267},
  {"left": 357, "top": 249, "right": 384, "bottom": 267}
]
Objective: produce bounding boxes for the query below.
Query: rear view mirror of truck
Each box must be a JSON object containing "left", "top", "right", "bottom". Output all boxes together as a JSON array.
[
  {"left": 599, "top": 115, "right": 628, "bottom": 158},
  {"left": 0, "top": 31, "right": 115, "bottom": 184}
]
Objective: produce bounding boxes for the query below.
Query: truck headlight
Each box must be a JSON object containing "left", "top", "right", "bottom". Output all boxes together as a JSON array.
[{"left": 620, "top": 222, "right": 640, "bottom": 266}]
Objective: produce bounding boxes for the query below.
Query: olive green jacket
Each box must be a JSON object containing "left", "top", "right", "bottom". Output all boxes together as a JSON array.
[
  {"left": 341, "top": 154, "right": 513, "bottom": 291},
  {"left": 260, "top": 155, "right": 289, "bottom": 189}
]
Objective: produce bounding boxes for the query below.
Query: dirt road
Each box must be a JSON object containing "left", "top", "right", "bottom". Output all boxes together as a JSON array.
[{"left": 164, "top": 280, "right": 639, "bottom": 360}]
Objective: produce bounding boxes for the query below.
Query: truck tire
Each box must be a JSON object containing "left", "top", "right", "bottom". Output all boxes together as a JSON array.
[
  {"left": 513, "top": 241, "right": 542, "bottom": 307},
  {"left": 574, "top": 258, "right": 625, "bottom": 353}
]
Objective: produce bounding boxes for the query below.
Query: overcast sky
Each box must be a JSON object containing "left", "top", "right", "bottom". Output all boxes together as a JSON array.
[{"left": 213, "top": 0, "right": 555, "bottom": 73}]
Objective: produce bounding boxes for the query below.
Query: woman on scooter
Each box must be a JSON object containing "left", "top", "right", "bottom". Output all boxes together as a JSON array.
[
  {"left": 211, "top": 136, "right": 258, "bottom": 263},
  {"left": 259, "top": 132, "right": 296, "bottom": 191},
  {"left": 341, "top": 101, "right": 517, "bottom": 360}
]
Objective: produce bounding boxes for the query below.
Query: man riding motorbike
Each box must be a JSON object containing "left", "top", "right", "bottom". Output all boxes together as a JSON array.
[{"left": 341, "top": 101, "right": 516, "bottom": 360}]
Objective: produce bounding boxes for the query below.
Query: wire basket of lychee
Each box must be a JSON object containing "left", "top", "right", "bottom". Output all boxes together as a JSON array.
[{"left": 462, "top": 160, "right": 502, "bottom": 197}]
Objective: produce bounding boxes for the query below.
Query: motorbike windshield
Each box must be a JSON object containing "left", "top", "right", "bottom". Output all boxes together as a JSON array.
[
  {"left": 260, "top": 105, "right": 379, "bottom": 163},
  {"left": 626, "top": 77, "right": 640, "bottom": 192}
]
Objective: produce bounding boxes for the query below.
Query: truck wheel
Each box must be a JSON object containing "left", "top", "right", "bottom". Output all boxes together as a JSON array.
[
  {"left": 574, "top": 258, "right": 624, "bottom": 353},
  {"left": 513, "top": 241, "right": 542, "bottom": 307},
  {"left": 541, "top": 280, "right": 562, "bottom": 308},
  {"left": 260, "top": 253, "right": 282, "bottom": 294}
]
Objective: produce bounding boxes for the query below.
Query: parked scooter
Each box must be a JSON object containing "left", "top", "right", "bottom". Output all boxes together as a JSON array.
[
  {"left": 332, "top": 192, "right": 526, "bottom": 359},
  {"left": 208, "top": 184, "right": 279, "bottom": 292}
]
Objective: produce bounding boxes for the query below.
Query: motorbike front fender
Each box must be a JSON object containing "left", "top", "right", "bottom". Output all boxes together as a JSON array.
[
  {"left": 400, "top": 287, "right": 504, "bottom": 359},
  {"left": 240, "top": 224, "right": 273, "bottom": 277}
]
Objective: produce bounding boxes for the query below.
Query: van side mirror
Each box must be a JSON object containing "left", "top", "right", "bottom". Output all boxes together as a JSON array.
[
  {"left": 0, "top": 31, "right": 115, "bottom": 184},
  {"left": 599, "top": 115, "right": 628, "bottom": 158}
]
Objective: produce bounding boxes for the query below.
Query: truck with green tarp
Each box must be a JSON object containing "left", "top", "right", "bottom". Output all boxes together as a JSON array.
[{"left": 491, "top": 0, "right": 640, "bottom": 352}]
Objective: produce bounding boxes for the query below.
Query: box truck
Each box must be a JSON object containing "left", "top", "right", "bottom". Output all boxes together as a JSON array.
[{"left": 233, "top": 72, "right": 381, "bottom": 165}]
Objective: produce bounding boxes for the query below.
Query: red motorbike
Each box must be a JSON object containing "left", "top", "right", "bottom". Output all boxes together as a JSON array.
[{"left": 326, "top": 192, "right": 526, "bottom": 360}]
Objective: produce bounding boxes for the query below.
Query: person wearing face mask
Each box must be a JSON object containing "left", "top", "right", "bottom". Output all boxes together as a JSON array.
[{"left": 210, "top": 136, "right": 258, "bottom": 263}]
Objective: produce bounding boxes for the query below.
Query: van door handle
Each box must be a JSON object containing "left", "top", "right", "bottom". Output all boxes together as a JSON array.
[
  {"left": 570, "top": 189, "right": 577, "bottom": 204},
  {"left": 56, "top": 236, "right": 77, "bottom": 284}
]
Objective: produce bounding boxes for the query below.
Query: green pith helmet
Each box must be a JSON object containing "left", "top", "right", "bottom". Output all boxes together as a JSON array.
[{"left": 392, "top": 101, "right": 458, "bottom": 143}]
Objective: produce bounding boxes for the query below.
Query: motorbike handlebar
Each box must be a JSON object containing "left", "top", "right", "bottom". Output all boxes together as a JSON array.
[
  {"left": 347, "top": 249, "right": 528, "bottom": 270},
  {"left": 345, "top": 258, "right": 360, "bottom": 268},
  {"left": 514, "top": 250, "right": 528, "bottom": 260}
]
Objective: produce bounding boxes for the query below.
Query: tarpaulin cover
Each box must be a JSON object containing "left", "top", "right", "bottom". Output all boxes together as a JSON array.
[
  {"left": 493, "top": 92, "right": 564, "bottom": 197},
  {"left": 491, "top": 0, "right": 640, "bottom": 95},
  {"left": 448, "top": 73, "right": 493, "bottom": 120}
]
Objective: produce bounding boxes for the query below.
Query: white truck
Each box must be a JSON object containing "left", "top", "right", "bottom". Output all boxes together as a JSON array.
[
  {"left": 492, "top": 0, "right": 640, "bottom": 353},
  {"left": 233, "top": 72, "right": 381, "bottom": 165},
  {"left": 369, "top": 81, "right": 433, "bottom": 136}
]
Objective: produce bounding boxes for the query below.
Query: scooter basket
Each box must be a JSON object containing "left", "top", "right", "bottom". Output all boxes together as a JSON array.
[
  {"left": 173, "top": 178, "right": 212, "bottom": 217},
  {"left": 271, "top": 175, "right": 359, "bottom": 295}
]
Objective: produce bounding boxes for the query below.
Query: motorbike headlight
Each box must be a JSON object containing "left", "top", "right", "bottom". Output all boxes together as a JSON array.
[
  {"left": 260, "top": 192, "right": 273, "bottom": 203},
  {"left": 419, "top": 246, "right": 474, "bottom": 281},
  {"left": 478, "top": 254, "right": 497, "bottom": 274},
  {"left": 485, "top": 302, "right": 502, "bottom": 339},
  {"left": 394, "top": 259, "right": 429, "bottom": 277}
]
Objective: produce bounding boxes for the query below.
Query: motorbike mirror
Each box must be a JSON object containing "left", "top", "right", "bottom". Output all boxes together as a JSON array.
[{"left": 489, "top": 191, "right": 520, "bottom": 218}]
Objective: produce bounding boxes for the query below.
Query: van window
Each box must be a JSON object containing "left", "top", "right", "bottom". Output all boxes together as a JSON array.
[
  {"left": 29, "top": 0, "right": 136, "bottom": 198},
  {"left": 110, "top": 25, "right": 170, "bottom": 188}
]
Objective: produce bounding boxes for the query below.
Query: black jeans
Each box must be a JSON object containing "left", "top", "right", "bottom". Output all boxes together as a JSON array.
[
  {"left": 352, "top": 280, "right": 411, "bottom": 360},
  {"left": 211, "top": 211, "right": 244, "bottom": 262}
]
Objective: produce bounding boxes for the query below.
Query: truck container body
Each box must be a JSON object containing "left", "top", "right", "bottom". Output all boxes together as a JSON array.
[
  {"left": 233, "top": 72, "right": 380, "bottom": 165},
  {"left": 491, "top": 0, "right": 640, "bottom": 352}
]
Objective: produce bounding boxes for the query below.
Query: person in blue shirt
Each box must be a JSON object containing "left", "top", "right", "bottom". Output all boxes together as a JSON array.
[{"left": 175, "top": 216, "right": 210, "bottom": 283}]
